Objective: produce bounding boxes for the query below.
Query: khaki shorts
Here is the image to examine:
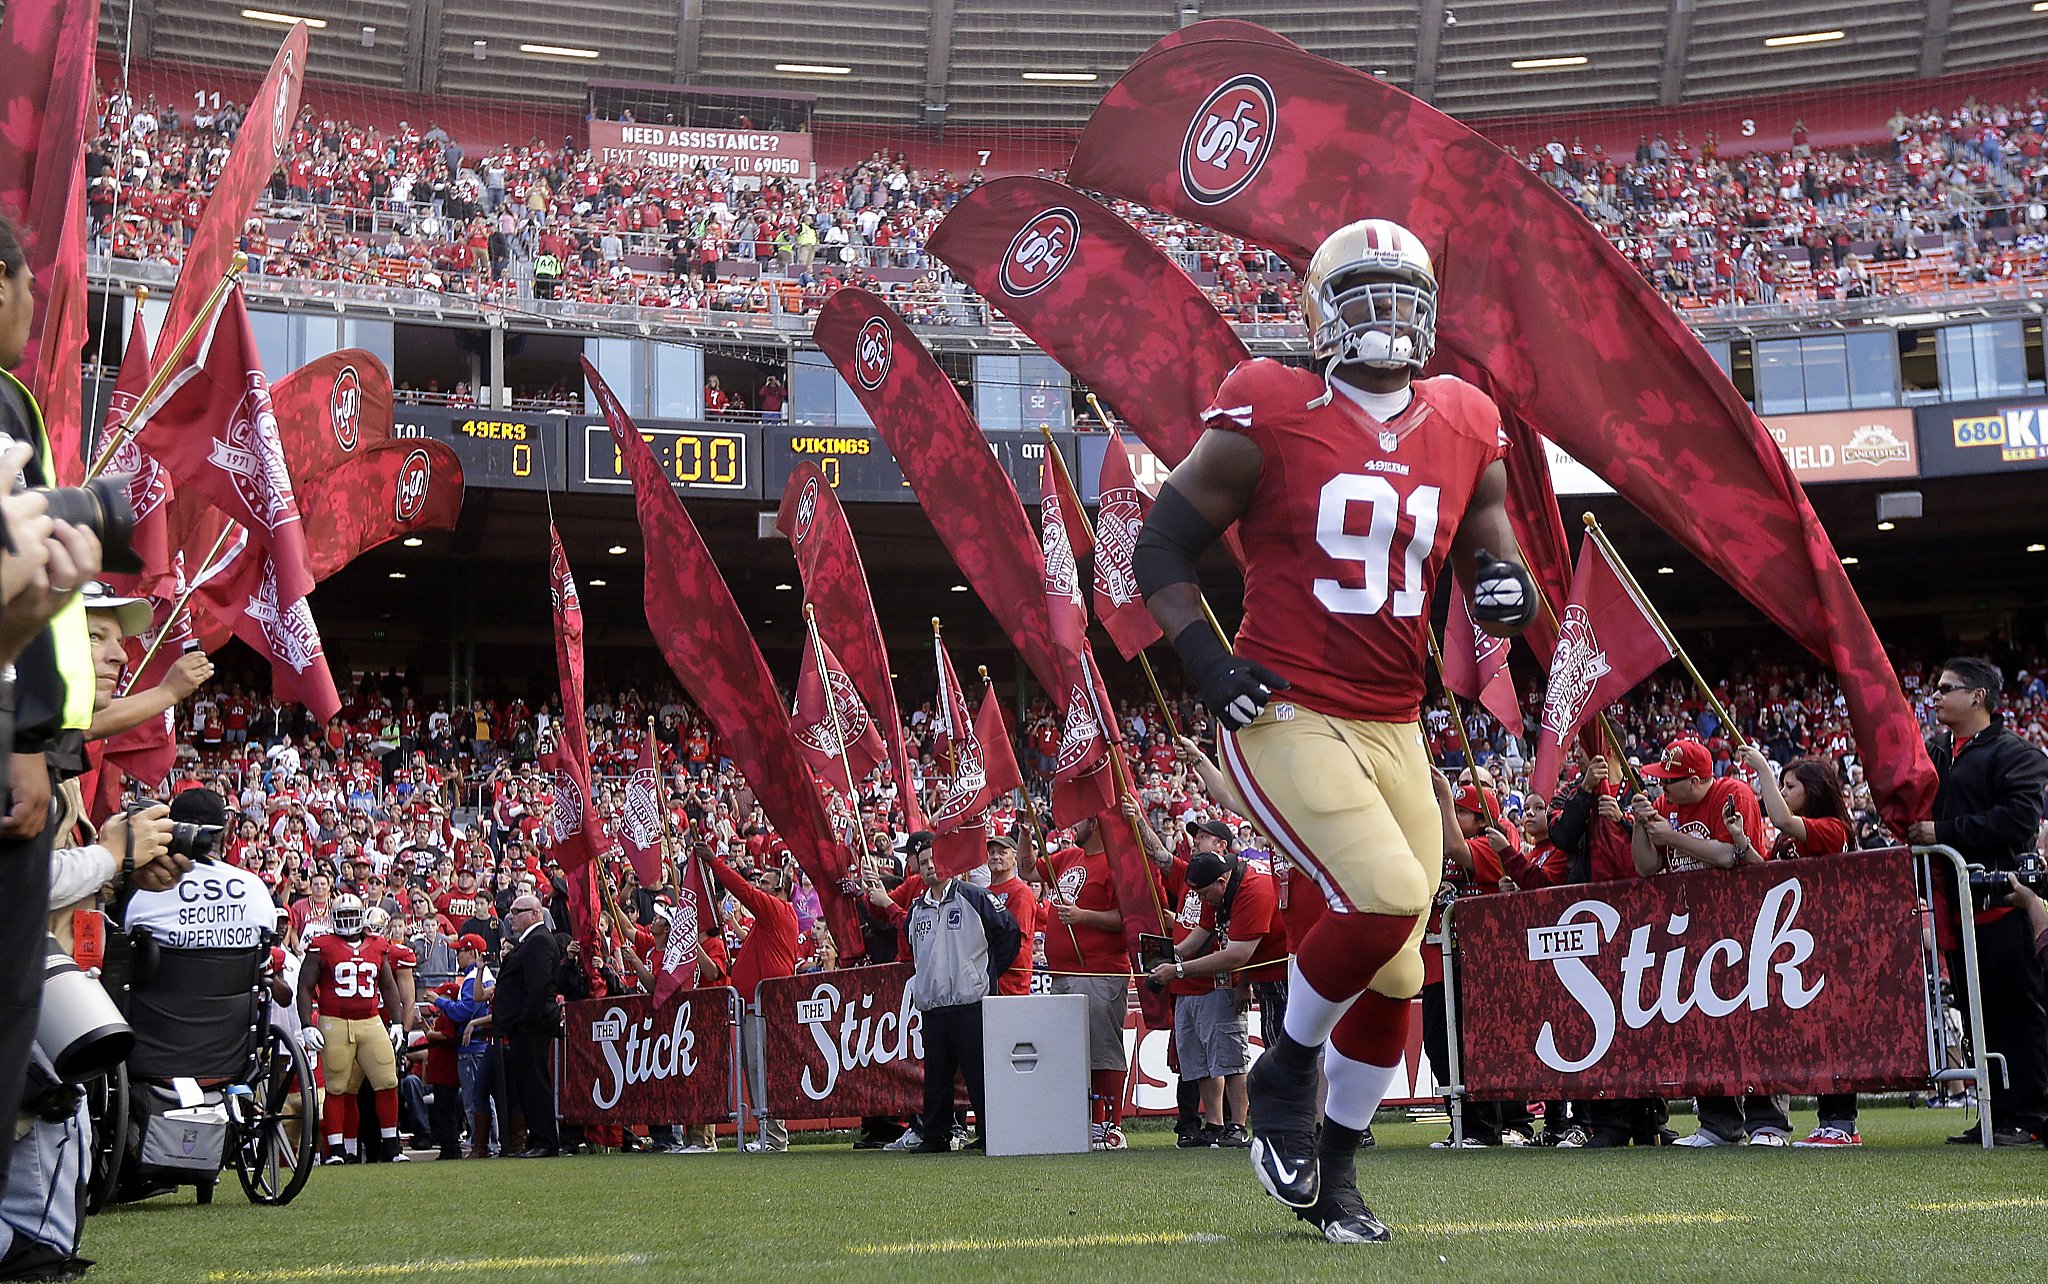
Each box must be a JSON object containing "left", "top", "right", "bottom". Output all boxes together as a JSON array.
[
  {"left": 320, "top": 1015, "right": 398, "bottom": 1093},
  {"left": 1219, "top": 705, "right": 1443, "bottom": 999},
  {"left": 1051, "top": 974, "right": 1130, "bottom": 1072}
]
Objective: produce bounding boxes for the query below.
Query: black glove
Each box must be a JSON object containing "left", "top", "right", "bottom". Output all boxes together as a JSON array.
[
  {"left": 1174, "top": 623, "right": 1289, "bottom": 731},
  {"left": 1470, "top": 547, "right": 1535, "bottom": 629}
]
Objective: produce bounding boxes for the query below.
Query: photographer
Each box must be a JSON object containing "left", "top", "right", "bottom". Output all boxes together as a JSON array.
[
  {"left": 1, "top": 210, "right": 111, "bottom": 1183},
  {"left": 1905, "top": 658, "right": 2048, "bottom": 1146}
]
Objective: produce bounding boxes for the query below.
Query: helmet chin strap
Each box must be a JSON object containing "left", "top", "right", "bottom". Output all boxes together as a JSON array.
[{"left": 1308, "top": 349, "right": 1413, "bottom": 410}]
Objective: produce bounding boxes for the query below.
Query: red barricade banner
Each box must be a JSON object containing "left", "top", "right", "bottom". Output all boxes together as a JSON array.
[
  {"left": 559, "top": 986, "right": 737, "bottom": 1126},
  {"left": 1455, "top": 850, "right": 1930, "bottom": 1100},
  {"left": 756, "top": 964, "right": 945, "bottom": 1120}
]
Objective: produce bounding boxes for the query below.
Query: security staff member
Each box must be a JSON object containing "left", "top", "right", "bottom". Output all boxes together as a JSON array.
[
  {"left": 1907, "top": 657, "right": 2048, "bottom": 1145},
  {"left": 491, "top": 894, "right": 563, "bottom": 1157},
  {"left": 0, "top": 212, "right": 105, "bottom": 1178},
  {"left": 532, "top": 251, "right": 563, "bottom": 300}
]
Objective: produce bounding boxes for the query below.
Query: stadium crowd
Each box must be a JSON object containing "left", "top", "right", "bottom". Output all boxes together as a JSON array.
[
  {"left": 102, "top": 634, "right": 2048, "bottom": 1160},
  {"left": 85, "top": 82, "right": 2048, "bottom": 335}
]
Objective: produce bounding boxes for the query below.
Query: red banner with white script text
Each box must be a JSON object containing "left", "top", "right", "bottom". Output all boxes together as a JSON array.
[
  {"left": 755, "top": 964, "right": 967, "bottom": 1120},
  {"left": 558, "top": 986, "right": 738, "bottom": 1126},
  {"left": 1453, "top": 850, "right": 1931, "bottom": 1100}
]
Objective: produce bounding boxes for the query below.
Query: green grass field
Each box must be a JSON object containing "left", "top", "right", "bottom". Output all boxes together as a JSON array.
[{"left": 82, "top": 1108, "right": 2048, "bottom": 1283}]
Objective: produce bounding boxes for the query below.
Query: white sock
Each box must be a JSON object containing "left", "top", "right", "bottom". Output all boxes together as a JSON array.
[
  {"left": 1281, "top": 956, "right": 1358, "bottom": 1048},
  {"left": 325, "top": 1134, "right": 344, "bottom": 1148},
  {"left": 342, "top": 1139, "right": 359, "bottom": 1156},
  {"left": 380, "top": 1128, "right": 399, "bottom": 1139},
  {"left": 1323, "top": 1046, "right": 1399, "bottom": 1132}
]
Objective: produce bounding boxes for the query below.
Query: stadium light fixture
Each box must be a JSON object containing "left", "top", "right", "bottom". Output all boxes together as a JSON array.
[
  {"left": 402, "top": 536, "right": 423, "bottom": 548},
  {"left": 608, "top": 544, "right": 628, "bottom": 555},
  {"left": 589, "top": 578, "right": 607, "bottom": 587},
  {"left": 950, "top": 584, "right": 969, "bottom": 592},
  {"left": 1022, "top": 71, "right": 1100, "bottom": 83},
  {"left": 1876, "top": 520, "right": 1895, "bottom": 531},
  {"left": 388, "top": 571, "right": 407, "bottom": 579},
  {"left": 2034, "top": 2, "right": 2047, "bottom": 11},
  {"left": 519, "top": 43, "right": 600, "bottom": 60},
  {"left": 1763, "top": 30, "right": 1845, "bottom": 48},
  {"left": 774, "top": 63, "right": 852, "bottom": 76},
  {"left": 1655, "top": 566, "right": 1674, "bottom": 575},
  {"left": 241, "top": 9, "right": 327, "bottom": 28},
  {"left": 774, "top": 583, "right": 794, "bottom": 591},
  {"left": 1841, "top": 556, "right": 1860, "bottom": 566},
  {"left": 1509, "top": 55, "right": 1588, "bottom": 71},
  {"left": 2029, "top": 543, "right": 2047, "bottom": 553}
]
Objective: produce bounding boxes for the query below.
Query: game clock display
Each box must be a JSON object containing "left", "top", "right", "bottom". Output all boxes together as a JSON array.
[{"left": 578, "top": 423, "right": 754, "bottom": 494}]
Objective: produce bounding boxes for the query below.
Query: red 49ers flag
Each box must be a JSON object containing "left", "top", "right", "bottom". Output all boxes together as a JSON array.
[
  {"left": 98, "top": 310, "right": 176, "bottom": 591},
  {"left": 776, "top": 462, "right": 922, "bottom": 829},
  {"left": 1091, "top": 433, "right": 1165, "bottom": 660},
  {"left": 179, "top": 516, "right": 341, "bottom": 721},
  {"left": 585, "top": 358, "right": 863, "bottom": 956},
  {"left": 1, "top": 0, "right": 100, "bottom": 481},
  {"left": 976, "top": 684, "right": 1024, "bottom": 800},
  {"left": 1041, "top": 454, "right": 1116, "bottom": 824},
  {"left": 546, "top": 524, "right": 607, "bottom": 877},
  {"left": 1442, "top": 587, "right": 1524, "bottom": 739},
  {"left": 270, "top": 350, "right": 396, "bottom": 483},
  {"left": 791, "top": 630, "right": 887, "bottom": 794},
  {"left": 132, "top": 288, "right": 316, "bottom": 609},
  {"left": 297, "top": 441, "right": 463, "bottom": 582},
  {"left": 1528, "top": 536, "right": 1676, "bottom": 805},
  {"left": 929, "top": 632, "right": 992, "bottom": 878},
  {"left": 155, "top": 22, "right": 308, "bottom": 346},
  {"left": 1070, "top": 32, "right": 1935, "bottom": 829},
  {"left": 615, "top": 730, "right": 669, "bottom": 896}
]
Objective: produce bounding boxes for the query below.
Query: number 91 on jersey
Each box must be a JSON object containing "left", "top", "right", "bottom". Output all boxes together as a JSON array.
[{"left": 578, "top": 423, "right": 753, "bottom": 494}]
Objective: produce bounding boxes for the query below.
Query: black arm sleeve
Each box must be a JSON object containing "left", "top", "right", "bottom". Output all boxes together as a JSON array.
[{"left": 1132, "top": 482, "right": 1221, "bottom": 599}]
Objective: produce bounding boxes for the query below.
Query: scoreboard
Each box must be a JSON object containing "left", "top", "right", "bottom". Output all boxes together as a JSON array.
[
  {"left": 398, "top": 405, "right": 1078, "bottom": 508},
  {"left": 393, "top": 406, "right": 566, "bottom": 492}
]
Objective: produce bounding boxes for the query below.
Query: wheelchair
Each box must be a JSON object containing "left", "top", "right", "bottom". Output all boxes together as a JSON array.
[{"left": 86, "top": 929, "right": 318, "bottom": 1207}]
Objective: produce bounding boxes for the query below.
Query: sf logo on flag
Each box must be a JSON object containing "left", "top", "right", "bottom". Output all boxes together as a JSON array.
[
  {"left": 272, "top": 48, "right": 295, "bottom": 156},
  {"left": 792, "top": 477, "right": 820, "bottom": 546},
  {"left": 1181, "top": 74, "right": 1276, "bottom": 206},
  {"left": 330, "top": 365, "right": 362, "bottom": 452},
  {"left": 1000, "top": 207, "right": 1080, "bottom": 297},
  {"left": 395, "top": 449, "right": 432, "bottom": 521},
  {"left": 854, "top": 318, "right": 893, "bottom": 391}
]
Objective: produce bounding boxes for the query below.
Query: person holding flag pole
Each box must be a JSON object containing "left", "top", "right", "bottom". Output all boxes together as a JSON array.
[
  {"left": 802, "top": 602, "right": 870, "bottom": 885},
  {"left": 982, "top": 662, "right": 1079, "bottom": 970}
]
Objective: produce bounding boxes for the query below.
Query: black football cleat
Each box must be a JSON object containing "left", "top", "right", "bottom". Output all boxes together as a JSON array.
[
  {"left": 1296, "top": 1183, "right": 1392, "bottom": 1244},
  {"left": 1247, "top": 1047, "right": 1322, "bottom": 1208}
]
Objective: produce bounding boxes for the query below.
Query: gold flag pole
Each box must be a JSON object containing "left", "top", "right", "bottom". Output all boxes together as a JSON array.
[
  {"left": 1426, "top": 628, "right": 1486, "bottom": 788},
  {"left": 1499, "top": 527, "right": 1643, "bottom": 795},
  {"left": 805, "top": 603, "right": 868, "bottom": 877},
  {"left": 117, "top": 522, "right": 237, "bottom": 693},
  {"left": 1038, "top": 422, "right": 1180, "bottom": 741},
  {"left": 86, "top": 254, "right": 248, "bottom": 481},
  {"left": 1581, "top": 513, "right": 1746, "bottom": 752}
]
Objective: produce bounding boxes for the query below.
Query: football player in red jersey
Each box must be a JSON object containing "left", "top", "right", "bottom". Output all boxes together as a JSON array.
[
  {"left": 297, "top": 894, "right": 406, "bottom": 1164},
  {"left": 1137, "top": 219, "right": 1534, "bottom": 1243}
]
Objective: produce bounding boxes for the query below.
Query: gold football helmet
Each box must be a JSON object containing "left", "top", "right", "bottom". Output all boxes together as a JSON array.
[{"left": 1302, "top": 219, "right": 1438, "bottom": 371}]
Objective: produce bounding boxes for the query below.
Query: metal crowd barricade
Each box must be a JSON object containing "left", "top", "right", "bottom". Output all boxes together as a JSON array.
[{"left": 1439, "top": 845, "right": 1995, "bottom": 1149}]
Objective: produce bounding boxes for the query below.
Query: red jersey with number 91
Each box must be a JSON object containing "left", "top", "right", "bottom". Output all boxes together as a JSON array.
[
  {"left": 1202, "top": 360, "right": 1506, "bottom": 722},
  {"left": 307, "top": 933, "right": 389, "bottom": 1020}
]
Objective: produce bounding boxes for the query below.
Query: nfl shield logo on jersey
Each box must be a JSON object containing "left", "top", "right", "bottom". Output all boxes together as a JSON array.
[{"left": 1379, "top": 430, "right": 1399, "bottom": 452}]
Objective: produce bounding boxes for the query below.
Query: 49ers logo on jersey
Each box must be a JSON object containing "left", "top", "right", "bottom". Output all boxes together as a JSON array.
[
  {"left": 854, "top": 318, "right": 892, "bottom": 391},
  {"left": 791, "top": 476, "right": 821, "bottom": 546},
  {"left": 1000, "top": 207, "right": 1079, "bottom": 297},
  {"left": 1181, "top": 75, "right": 1276, "bottom": 206},
  {"left": 330, "top": 365, "right": 363, "bottom": 452},
  {"left": 394, "top": 448, "right": 432, "bottom": 522},
  {"left": 1539, "top": 604, "right": 1613, "bottom": 739}
]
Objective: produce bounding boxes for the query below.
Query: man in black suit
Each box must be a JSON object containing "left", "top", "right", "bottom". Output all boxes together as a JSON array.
[{"left": 492, "top": 894, "right": 563, "bottom": 1157}]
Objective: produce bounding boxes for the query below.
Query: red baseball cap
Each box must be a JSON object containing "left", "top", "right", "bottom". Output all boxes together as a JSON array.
[
  {"left": 1641, "top": 739, "right": 1713, "bottom": 781},
  {"left": 456, "top": 933, "right": 488, "bottom": 952},
  {"left": 1452, "top": 784, "right": 1492, "bottom": 815}
]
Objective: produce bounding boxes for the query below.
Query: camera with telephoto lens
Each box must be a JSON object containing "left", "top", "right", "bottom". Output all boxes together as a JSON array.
[
  {"left": 0, "top": 431, "right": 142, "bottom": 574},
  {"left": 1967, "top": 854, "right": 2048, "bottom": 907},
  {"left": 38, "top": 934, "right": 133, "bottom": 1083}
]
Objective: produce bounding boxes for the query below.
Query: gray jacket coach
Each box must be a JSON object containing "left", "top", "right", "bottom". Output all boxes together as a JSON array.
[{"left": 905, "top": 879, "right": 1022, "bottom": 1011}]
